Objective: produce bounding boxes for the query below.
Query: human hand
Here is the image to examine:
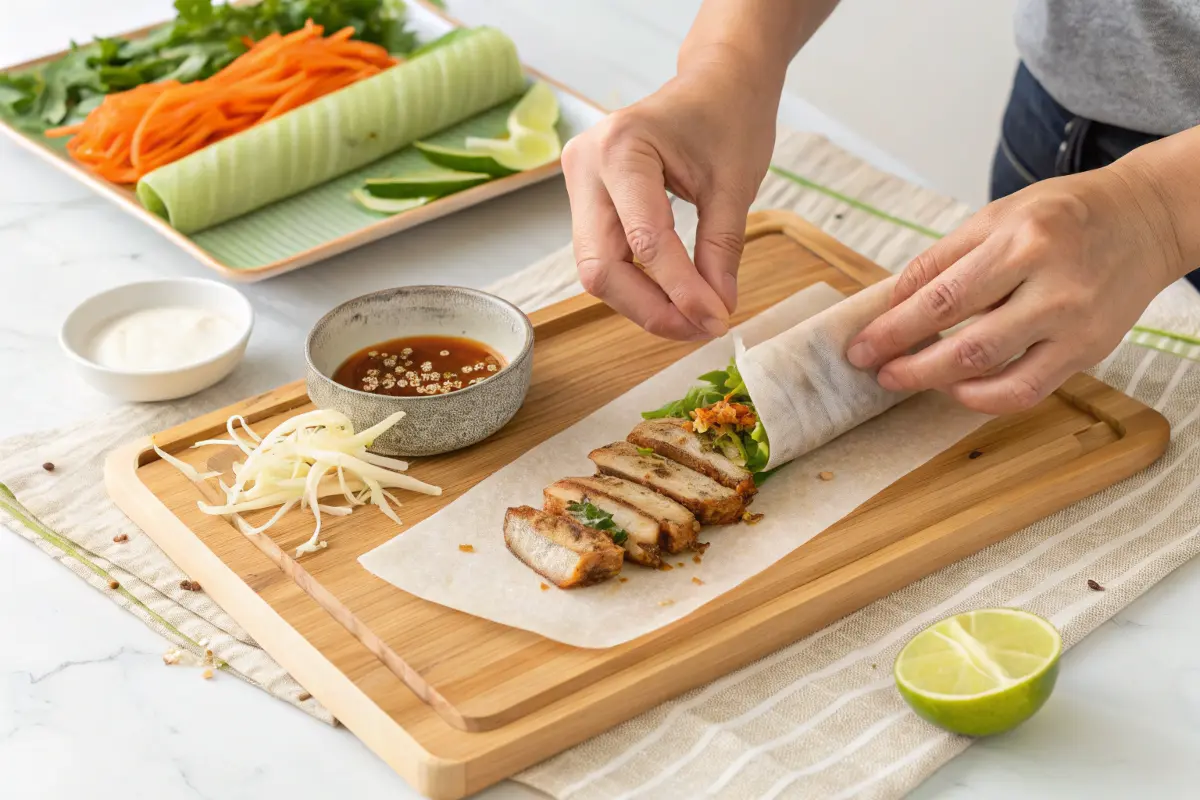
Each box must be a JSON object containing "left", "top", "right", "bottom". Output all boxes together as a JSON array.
[
  {"left": 562, "top": 55, "right": 779, "bottom": 340},
  {"left": 846, "top": 164, "right": 1184, "bottom": 414}
]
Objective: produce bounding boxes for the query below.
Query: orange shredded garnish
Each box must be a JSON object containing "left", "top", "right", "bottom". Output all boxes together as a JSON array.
[
  {"left": 46, "top": 21, "right": 397, "bottom": 184},
  {"left": 690, "top": 400, "right": 757, "bottom": 434}
]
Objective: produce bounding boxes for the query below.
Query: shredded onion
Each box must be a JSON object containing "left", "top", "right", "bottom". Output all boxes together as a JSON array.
[{"left": 156, "top": 409, "right": 440, "bottom": 557}]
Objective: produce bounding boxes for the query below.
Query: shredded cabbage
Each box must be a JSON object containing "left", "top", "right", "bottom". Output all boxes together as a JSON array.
[{"left": 157, "top": 409, "right": 440, "bottom": 557}]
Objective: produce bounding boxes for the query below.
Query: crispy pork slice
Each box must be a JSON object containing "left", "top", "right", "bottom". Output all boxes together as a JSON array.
[
  {"left": 628, "top": 419, "right": 757, "bottom": 498},
  {"left": 503, "top": 506, "right": 624, "bottom": 589},
  {"left": 588, "top": 441, "right": 745, "bottom": 525},
  {"left": 544, "top": 476, "right": 700, "bottom": 566}
]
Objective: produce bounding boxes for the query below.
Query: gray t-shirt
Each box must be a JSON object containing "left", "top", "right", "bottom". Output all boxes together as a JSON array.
[{"left": 1016, "top": 0, "right": 1200, "bottom": 135}]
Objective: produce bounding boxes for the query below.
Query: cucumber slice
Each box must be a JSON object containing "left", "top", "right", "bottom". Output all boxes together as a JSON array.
[
  {"left": 413, "top": 141, "right": 518, "bottom": 177},
  {"left": 363, "top": 170, "right": 491, "bottom": 199},
  {"left": 351, "top": 190, "right": 431, "bottom": 215}
]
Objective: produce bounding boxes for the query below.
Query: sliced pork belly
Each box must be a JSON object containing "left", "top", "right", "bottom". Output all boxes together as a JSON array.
[
  {"left": 503, "top": 506, "right": 624, "bottom": 589},
  {"left": 544, "top": 476, "right": 700, "bottom": 566},
  {"left": 628, "top": 418, "right": 757, "bottom": 498},
  {"left": 587, "top": 441, "right": 746, "bottom": 525}
]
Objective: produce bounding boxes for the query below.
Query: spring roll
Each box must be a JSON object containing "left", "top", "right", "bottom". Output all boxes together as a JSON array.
[
  {"left": 640, "top": 276, "right": 922, "bottom": 479},
  {"left": 735, "top": 276, "right": 915, "bottom": 470}
]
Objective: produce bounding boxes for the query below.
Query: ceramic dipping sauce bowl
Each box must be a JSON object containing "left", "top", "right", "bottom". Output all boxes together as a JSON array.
[{"left": 305, "top": 286, "right": 534, "bottom": 457}]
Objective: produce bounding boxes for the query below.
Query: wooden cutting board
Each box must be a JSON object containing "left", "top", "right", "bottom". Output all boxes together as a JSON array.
[{"left": 106, "top": 210, "right": 1169, "bottom": 799}]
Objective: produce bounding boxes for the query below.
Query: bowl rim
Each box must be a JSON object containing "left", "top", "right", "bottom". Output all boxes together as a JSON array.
[
  {"left": 305, "top": 284, "right": 534, "bottom": 403},
  {"left": 58, "top": 277, "right": 255, "bottom": 378}
]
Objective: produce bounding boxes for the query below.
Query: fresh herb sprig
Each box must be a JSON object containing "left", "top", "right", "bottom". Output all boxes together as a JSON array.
[
  {"left": 0, "top": 0, "right": 418, "bottom": 132},
  {"left": 566, "top": 500, "right": 628, "bottom": 546},
  {"left": 642, "top": 356, "right": 773, "bottom": 478}
]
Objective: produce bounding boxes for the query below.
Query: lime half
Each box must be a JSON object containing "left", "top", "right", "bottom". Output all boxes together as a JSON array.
[
  {"left": 362, "top": 170, "right": 491, "bottom": 200},
  {"left": 351, "top": 189, "right": 430, "bottom": 216},
  {"left": 894, "top": 608, "right": 1062, "bottom": 737}
]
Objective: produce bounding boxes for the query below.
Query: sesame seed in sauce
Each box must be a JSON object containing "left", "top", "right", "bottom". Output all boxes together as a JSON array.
[{"left": 333, "top": 337, "right": 506, "bottom": 398}]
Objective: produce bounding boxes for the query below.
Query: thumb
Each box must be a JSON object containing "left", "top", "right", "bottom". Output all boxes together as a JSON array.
[{"left": 694, "top": 190, "right": 751, "bottom": 313}]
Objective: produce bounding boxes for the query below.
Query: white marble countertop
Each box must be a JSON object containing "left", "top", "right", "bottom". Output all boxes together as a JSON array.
[{"left": 3, "top": 2, "right": 1199, "bottom": 799}]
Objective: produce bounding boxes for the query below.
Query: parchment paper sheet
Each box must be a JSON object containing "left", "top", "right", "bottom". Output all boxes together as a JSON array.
[{"left": 359, "top": 283, "right": 991, "bottom": 648}]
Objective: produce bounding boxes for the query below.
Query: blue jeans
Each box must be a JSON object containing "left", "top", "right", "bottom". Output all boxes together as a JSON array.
[{"left": 990, "top": 63, "right": 1199, "bottom": 289}]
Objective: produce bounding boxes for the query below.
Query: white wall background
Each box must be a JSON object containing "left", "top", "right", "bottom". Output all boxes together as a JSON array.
[
  {"left": 787, "top": 0, "right": 1020, "bottom": 207},
  {"left": 446, "top": 0, "right": 1021, "bottom": 207},
  {"left": 0, "top": 0, "right": 1020, "bottom": 206}
]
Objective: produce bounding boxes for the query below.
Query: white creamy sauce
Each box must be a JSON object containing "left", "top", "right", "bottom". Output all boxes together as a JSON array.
[{"left": 89, "top": 307, "right": 239, "bottom": 371}]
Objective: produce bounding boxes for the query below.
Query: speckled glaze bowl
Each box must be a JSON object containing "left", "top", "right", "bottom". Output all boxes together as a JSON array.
[{"left": 305, "top": 286, "right": 534, "bottom": 457}]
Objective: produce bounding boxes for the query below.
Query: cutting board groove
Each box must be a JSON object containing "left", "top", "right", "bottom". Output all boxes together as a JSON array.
[{"left": 106, "top": 210, "right": 1168, "bottom": 799}]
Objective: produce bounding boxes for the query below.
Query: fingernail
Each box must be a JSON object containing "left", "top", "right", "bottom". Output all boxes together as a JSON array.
[
  {"left": 703, "top": 317, "right": 729, "bottom": 337},
  {"left": 877, "top": 368, "right": 901, "bottom": 391},
  {"left": 847, "top": 341, "right": 875, "bottom": 368}
]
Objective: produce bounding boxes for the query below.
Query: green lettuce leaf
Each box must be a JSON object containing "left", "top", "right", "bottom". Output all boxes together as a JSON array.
[{"left": 640, "top": 356, "right": 771, "bottom": 473}]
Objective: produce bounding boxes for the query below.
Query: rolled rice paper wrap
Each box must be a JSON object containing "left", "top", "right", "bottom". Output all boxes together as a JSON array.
[
  {"left": 136, "top": 27, "right": 526, "bottom": 234},
  {"left": 737, "top": 276, "right": 924, "bottom": 470}
]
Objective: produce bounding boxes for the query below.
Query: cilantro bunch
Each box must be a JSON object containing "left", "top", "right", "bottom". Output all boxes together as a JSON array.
[{"left": 566, "top": 501, "right": 628, "bottom": 546}]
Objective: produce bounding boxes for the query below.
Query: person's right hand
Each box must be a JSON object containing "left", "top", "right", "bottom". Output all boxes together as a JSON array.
[{"left": 562, "top": 56, "right": 780, "bottom": 340}]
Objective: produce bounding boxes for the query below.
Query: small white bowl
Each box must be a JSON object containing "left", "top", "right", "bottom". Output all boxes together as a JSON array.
[{"left": 60, "top": 278, "right": 254, "bottom": 403}]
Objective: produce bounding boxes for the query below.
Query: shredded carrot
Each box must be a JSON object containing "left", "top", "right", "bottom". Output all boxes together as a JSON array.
[{"left": 45, "top": 21, "right": 398, "bottom": 184}]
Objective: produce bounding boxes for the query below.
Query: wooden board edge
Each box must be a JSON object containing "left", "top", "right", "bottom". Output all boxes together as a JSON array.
[
  {"left": 112, "top": 387, "right": 1168, "bottom": 795},
  {"left": 747, "top": 210, "right": 893, "bottom": 286},
  {"left": 103, "top": 438, "right": 469, "bottom": 800}
]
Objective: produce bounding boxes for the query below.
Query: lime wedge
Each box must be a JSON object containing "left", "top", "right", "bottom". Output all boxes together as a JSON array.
[
  {"left": 351, "top": 189, "right": 431, "bottom": 215},
  {"left": 413, "top": 141, "right": 518, "bottom": 177},
  {"left": 363, "top": 170, "right": 491, "bottom": 200},
  {"left": 508, "top": 80, "right": 560, "bottom": 133},
  {"left": 463, "top": 126, "right": 562, "bottom": 172},
  {"left": 894, "top": 608, "right": 1062, "bottom": 737},
  {"left": 413, "top": 81, "right": 562, "bottom": 175}
]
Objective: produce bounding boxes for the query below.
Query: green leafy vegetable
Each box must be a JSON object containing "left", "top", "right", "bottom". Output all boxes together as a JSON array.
[
  {"left": 642, "top": 356, "right": 772, "bottom": 473},
  {"left": 566, "top": 500, "right": 628, "bottom": 546},
  {"left": 635, "top": 446, "right": 655, "bottom": 457},
  {"left": 0, "top": 0, "right": 418, "bottom": 132}
]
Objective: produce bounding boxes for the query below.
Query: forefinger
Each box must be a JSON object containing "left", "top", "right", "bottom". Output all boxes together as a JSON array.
[
  {"left": 849, "top": 234, "right": 1018, "bottom": 368},
  {"left": 600, "top": 152, "right": 731, "bottom": 337},
  {"left": 564, "top": 149, "right": 707, "bottom": 340}
]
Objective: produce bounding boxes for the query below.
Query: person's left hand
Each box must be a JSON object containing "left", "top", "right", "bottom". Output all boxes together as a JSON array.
[{"left": 846, "top": 163, "right": 1184, "bottom": 414}]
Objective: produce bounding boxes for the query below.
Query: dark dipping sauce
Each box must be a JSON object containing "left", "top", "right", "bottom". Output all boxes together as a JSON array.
[{"left": 332, "top": 335, "right": 505, "bottom": 397}]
